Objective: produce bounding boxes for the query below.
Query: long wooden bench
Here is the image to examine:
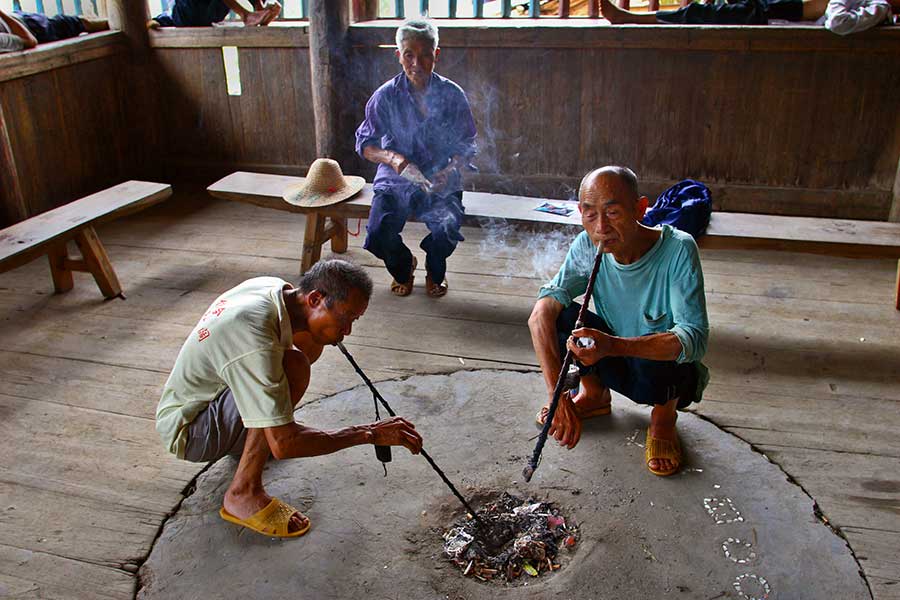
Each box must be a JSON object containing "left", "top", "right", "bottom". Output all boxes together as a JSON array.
[
  {"left": 0, "top": 181, "right": 172, "bottom": 299},
  {"left": 208, "top": 171, "right": 900, "bottom": 310}
]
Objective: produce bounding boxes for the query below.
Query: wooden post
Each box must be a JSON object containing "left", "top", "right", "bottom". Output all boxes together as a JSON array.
[
  {"left": 893, "top": 159, "right": 900, "bottom": 310},
  {"left": 559, "top": 0, "right": 571, "bottom": 17},
  {"left": 0, "top": 102, "right": 27, "bottom": 227},
  {"left": 106, "top": 0, "right": 150, "bottom": 54},
  {"left": 351, "top": 0, "right": 378, "bottom": 21},
  {"left": 588, "top": 0, "right": 600, "bottom": 17},
  {"left": 890, "top": 156, "right": 900, "bottom": 223},
  {"left": 308, "top": 0, "right": 352, "bottom": 164}
]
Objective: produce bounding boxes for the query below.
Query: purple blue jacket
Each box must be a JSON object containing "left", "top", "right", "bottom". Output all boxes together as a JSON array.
[{"left": 355, "top": 71, "right": 477, "bottom": 194}]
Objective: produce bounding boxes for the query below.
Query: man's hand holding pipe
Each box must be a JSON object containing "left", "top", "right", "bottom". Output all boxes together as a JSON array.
[
  {"left": 566, "top": 327, "right": 617, "bottom": 366},
  {"left": 370, "top": 416, "right": 423, "bottom": 454},
  {"left": 548, "top": 389, "right": 582, "bottom": 449}
]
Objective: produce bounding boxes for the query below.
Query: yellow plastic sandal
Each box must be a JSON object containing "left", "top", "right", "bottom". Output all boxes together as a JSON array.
[
  {"left": 644, "top": 429, "right": 682, "bottom": 477},
  {"left": 390, "top": 256, "right": 417, "bottom": 297},
  {"left": 219, "top": 498, "right": 311, "bottom": 538}
]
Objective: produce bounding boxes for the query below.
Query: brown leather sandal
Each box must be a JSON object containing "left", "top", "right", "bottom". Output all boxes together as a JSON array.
[
  {"left": 390, "top": 256, "right": 417, "bottom": 297},
  {"left": 425, "top": 273, "right": 448, "bottom": 298}
]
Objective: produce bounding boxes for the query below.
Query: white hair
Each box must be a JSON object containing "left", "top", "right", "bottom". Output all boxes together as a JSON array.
[{"left": 395, "top": 19, "right": 439, "bottom": 50}]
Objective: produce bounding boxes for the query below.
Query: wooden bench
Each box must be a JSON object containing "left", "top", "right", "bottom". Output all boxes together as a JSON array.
[
  {"left": 208, "top": 171, "right": 900, "bottom": 310},
  {"left": 0, "top": 181, "right": 172, "bottom": 299}
]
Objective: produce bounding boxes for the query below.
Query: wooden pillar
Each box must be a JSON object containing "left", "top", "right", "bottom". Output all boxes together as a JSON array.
[
  {"left": 352, "top": 0, "right": 378, "bottom": 21},
  {"left": 890, "top": 156, "right": 900, "bottom": 223},
  {"left": 308, "top": 0, "right": 352, "bottom": 164},
  {"left": 0, "top": 102, "right": 27, "bottom": 226},
  {"left": 106, "top": 0, "right": 150, "bottom": 55}
]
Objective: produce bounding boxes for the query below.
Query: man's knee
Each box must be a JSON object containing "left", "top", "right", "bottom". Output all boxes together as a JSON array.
[
  {"left": 627, "top": 358, "right": 696, "bottom": 408},
  {"left": 283, "top": 348, "right": 311, "bottom": 407}
]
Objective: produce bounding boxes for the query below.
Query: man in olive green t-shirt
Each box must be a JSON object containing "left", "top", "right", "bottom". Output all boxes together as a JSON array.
[{"left": 156, "top": 260, "right": 423, "bottom": 538}]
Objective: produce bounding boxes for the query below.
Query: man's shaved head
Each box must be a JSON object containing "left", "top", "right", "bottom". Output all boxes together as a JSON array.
[{"left": 579, "top": 166, "right": 640, "bottom": 203}]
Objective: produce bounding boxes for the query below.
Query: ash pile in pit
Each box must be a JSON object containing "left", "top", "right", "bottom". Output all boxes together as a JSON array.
[{"left": 442, "top": 492, "right": 578, "bottom": 582}]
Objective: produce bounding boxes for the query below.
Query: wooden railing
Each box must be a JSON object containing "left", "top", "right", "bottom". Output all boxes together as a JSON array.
[
  {"left": 355, "top": 0, "right": 687, "bottom": 19},
  {"left": 9, "top": 0, "right": 97, "bottom": 15},
  {"left": 147, "top": 0, "right": 309, "bottom": 20}
]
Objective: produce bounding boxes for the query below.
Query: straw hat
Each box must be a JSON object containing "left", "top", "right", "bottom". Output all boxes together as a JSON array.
[{"left": 283, "top": 158, "right": 365, "bottom": 208}]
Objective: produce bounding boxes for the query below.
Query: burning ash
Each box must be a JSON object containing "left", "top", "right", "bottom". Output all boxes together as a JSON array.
[{"left": 442, "top": 492, "right": 577, "bottom": 583}]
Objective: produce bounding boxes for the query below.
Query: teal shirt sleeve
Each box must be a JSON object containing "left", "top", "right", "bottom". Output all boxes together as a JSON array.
[
  {"left": 667, "top": 237, "right": 709, "bottom": 364},
  {"left": 537, "top": 232, "right": 593, "bottom": 307}
]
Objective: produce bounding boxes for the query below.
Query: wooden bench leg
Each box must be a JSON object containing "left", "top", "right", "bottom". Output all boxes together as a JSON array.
[
  {"left": 330, "top": 217, "right": 348, "bottom": 254},
  {"left": 74, "top": 226, "right": 123, "bottom": 299},
  {"left": 301, "top": 213, "right": 326, "bottom": 274},
  {"left": 47, "top": 242, "right": 74, "bottom": 294}
]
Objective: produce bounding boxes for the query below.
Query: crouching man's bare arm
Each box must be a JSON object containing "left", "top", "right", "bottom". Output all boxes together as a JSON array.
[{"left": 262, "top": 417, "right": 422, "bottom": 461}]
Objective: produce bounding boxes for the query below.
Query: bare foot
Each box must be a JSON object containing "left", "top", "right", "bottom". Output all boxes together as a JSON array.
[
  {"left": 243, "top": 9, "right": 271, "bottom": 27},
  {"left": 260, "top": 1, "right": 282, "bottom": 25},
  {"left": 224, "top": 489, "right": 308, "bottom": 532},
  {"left": 648, "top": 402, "right": 679, "bottom": 473},
  {"left": 600, "top": 0, "right": 657, "bottom": 23},
  {"left": 572, "top": 377, "right": 612, "bottom": 415},
  {"left": 79, "top": 16, "right": 109, "bottom": 33}
]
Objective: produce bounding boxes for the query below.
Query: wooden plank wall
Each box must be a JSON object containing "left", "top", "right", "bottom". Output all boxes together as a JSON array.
[
  {"left": 3, "top": 25, "right": 900, "bottom": 226},
  {"left": 153, "top": 25, "right": 900, "bottom": 220},
  {"left": 0, "top": 34, "right": 159, "bottom": 227},
  {"left": 151, "top": 28, "right": 321, "bottom": 181}
]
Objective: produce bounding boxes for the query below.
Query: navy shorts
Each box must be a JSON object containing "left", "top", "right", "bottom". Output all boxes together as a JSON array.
[{"left": 556, "top": 302, "right": 699, "bottom": 409}]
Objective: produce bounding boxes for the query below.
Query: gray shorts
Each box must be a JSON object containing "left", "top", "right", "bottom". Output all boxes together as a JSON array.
[{"left": 183, "top": 387, "right": 247, "bottom": 463}]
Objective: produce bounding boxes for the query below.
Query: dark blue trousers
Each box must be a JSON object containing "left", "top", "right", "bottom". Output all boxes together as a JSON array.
[
  {"left": 154, "top": 0, "right": 231, "bottom": 27},
  {"left": 15, "top": 12, "right": 84, "bottom": 43},
  {"left": 364, "top": 188, "right": 465, "bottom": 286},
  {"left": 656, "top": 0, "right": 802, "bottom": 24},
  {"left": 556, "top": 302, "right": 698, "bottom": 409}
]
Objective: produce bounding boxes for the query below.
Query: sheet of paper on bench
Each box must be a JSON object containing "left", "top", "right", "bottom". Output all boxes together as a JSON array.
[
  {"left": 0, "top": 181, "right": 172, "bottom": 268},
  {"left": 207, "top": 171, "right": 583, "bottom": 227}
]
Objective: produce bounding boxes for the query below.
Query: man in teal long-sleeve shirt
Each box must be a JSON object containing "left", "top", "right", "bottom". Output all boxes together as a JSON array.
[{"left": 528, "top": 166, "right": 709, "bottom": 476}]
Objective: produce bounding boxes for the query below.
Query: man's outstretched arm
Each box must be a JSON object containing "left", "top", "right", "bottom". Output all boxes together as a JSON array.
[{"left": 263, "top": 416, "right": 422, "bottom": 460}]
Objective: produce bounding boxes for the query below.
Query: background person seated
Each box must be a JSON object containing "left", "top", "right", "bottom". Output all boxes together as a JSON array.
[
  {"left": 0, "top": 8, "right": 107, "bottom": 52},
  {"left": 150, "top": 0, "right": 281, "bottom": 28},
  {"left": 600, "top": 0, "right": 828, "bottom": 24}
]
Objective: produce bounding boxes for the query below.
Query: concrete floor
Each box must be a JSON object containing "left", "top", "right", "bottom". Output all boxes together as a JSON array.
[{"left": 139, "top": 371, "right": 869, "bottom": 600}]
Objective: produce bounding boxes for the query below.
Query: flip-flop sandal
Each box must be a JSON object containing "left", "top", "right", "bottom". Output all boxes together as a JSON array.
[
  {"left": 644, "top": 428, "right": 682, "bottom": 477},
  {"left": 425, "top": 273, "right": 448, "bottom": 298},
  {"left": 219, "top": 497, "right": 311, "bottom": 538},
  {"left": 390, "top": 257, "right": 417, "bottom": 297}
]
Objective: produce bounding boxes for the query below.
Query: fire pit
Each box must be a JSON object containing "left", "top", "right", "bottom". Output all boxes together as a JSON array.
[{"left": 442, "top": 492, "right": 578, "bottom": 583}]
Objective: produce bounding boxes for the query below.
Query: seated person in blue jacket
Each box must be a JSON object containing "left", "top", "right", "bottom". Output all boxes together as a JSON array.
[
  {"left": 151, "top": 0, "right": 281, "bottom": 28},
  {"left": 529, "top": 166, "right": 710, "bottom": 477},
  {"left": 355, "top": 20, "right": 477, "bottom": 298},
  {"left": 600, "top": 0, "right": 828, "bottom": 24},
  {"left": 0, "top": 8, "right": 107, "bottom": 52}
]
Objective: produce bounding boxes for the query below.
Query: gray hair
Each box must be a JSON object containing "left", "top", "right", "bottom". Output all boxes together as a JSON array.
[
  {"left": 580, "top": 165, "right": 640, "bottom": 200},
  {"left": 395, "top": 19, "right": 439, "bottom": 50},
  {"left": 298, "top": 259, "right": 373, "bottom": 306}
]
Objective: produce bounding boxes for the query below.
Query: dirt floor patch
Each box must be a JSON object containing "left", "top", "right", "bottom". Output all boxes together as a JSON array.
[{"left": 139, "top": 370, "right": 870, "bottom": 600}]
